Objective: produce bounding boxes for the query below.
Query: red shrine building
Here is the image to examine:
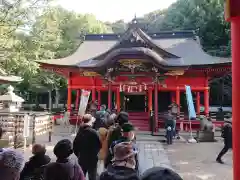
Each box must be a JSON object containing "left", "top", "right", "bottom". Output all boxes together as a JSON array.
[{"left": 38, "top": 20, "right": 231, "bottom": 131}]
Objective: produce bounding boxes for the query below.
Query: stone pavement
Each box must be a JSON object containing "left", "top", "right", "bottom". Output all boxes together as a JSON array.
[
  {"left": 136, "top": 133, "right": 172, "bottom": 174},
  {"left": 15, "top": 126, "right": 233, "bottom": 180},
  {"left": 164, "top": 141, "right": 233, "bottom": 180},
  {"left": 17, "top": 127, "right": 172, "bottom": 176}
]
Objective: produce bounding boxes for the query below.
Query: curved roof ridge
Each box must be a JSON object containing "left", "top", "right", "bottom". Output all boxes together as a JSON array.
[{"left": 136, "top": 28, "right": 180, "bottom": 58}]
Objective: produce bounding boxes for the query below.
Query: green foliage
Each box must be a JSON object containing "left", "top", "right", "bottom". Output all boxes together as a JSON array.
[{"left": 0, "top": 4, "right": 111, "bottom": 97}]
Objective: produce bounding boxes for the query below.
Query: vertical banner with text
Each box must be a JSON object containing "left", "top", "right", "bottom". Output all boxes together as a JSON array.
[
  {"left": 78, "top": 90, "right": 91, "bottom": 117},
  {"left": 185, "top": 85, "right": 196, "bottom": 119}
]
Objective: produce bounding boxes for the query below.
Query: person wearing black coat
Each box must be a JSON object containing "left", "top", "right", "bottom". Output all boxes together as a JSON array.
[
  {"left": 20, "top": 144, "right": 50, "bottom": 180},
  {"left": 216, "top": 115, "right": 232, "bottom": 164},
  {"left": 73, "top": 114, "right": 101, "bottom": 180}
]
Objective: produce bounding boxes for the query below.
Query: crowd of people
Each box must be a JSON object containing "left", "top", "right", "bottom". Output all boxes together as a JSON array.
[{"left": 0, "top": 104, "right": 184, "bottom": 180}]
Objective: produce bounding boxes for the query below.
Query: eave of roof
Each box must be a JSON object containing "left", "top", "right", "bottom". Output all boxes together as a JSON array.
[{"left": 37, "top": 29, "right": 231, "bottom": 69}]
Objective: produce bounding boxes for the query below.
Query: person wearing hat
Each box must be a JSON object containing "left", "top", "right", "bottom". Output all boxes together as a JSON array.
[
  {"left": 100, "top": 142, "right": 140, "bottom": 180},
  {"left": 141, "top": 166, "right": 183, "bottom": 180},
  {"left": 44, "top": 139, "right": 85, "bottom": 180},
  {"left": 0, "top": 149, "right": 25, "bottom": 180},
  {"left": 216, "top": 113, "right": 232, "bottom": 164},
  {"left": 73, "top": 114, "right": 101, "bottom": 180},
  {"left": 106, "top": 111, "right": 130, "bottom": 152},
  {"left": 104, "top": 122, "right": 137, "bottom": 170},
  {"left": 20, "top": 144, "right": 50, "bottom": 180}
]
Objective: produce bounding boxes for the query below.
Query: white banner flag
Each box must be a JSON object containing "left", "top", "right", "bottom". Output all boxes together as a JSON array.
[{"left": 78, "top": 89, "right": 91, "bottom": 117}]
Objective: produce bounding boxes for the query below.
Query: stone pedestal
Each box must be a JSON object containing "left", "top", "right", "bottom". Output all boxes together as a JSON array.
[{"left": 196, "top": 131, "right": 215, "bottom": 142}]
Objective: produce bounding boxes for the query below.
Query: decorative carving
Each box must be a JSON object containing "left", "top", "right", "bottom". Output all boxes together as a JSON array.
[
  {"left": 83, "top": 71, "right": 100, "bottom": 76},
  {"left": 152, "top": 67, "right": 158, "bottom": 73},
  {"left": 165, "top": 70, "right": 185, "bottom": 76},
  {"left": 119, "top": 59, "right": 143, "bottom": 73}
]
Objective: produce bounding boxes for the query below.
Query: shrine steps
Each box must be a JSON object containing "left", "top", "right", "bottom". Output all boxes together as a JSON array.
[{"left": 128, "top": 112, "right": 149, "bottom": 131}]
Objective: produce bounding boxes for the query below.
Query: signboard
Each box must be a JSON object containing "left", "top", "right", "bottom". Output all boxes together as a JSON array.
[
  {"left": 23, "top": 114, "right": 30, "bottom": 138},
  {"left": 78, "top": 90, "right": 91, "bottom": 117},
  {"left": 185, "top": 85, "right": 196, "bottom": 119},
  {"left": 225, "top": 0, "right": 240, "bottom": 21}
]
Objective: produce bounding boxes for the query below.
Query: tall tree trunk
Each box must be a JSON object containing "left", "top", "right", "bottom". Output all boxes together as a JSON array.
[
  {"left": 48, "top": 90, "right": 52, "bottom": 112},
  {"left": 54, "top": 88, "right": 60, "bottom": 108}
]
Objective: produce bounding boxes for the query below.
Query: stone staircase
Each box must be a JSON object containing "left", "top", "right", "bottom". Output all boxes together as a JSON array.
[{"left": 128, "top": 112, "right": 150, "bottom": 131}]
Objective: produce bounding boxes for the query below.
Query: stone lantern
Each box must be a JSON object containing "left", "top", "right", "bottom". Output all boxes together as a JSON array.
[{"left": 0, "top": 85, "right": 25, "bottom": 112}]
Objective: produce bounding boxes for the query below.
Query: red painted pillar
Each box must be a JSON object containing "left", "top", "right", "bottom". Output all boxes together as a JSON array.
[
  {"left": 154, "top": 83, "right": 158, "bottom": 132},
  {"left": 75, "top": 89, "right": 80, "bottom": 111},
  {"left": 231, "top": 16, "right": 240, "bottom": 180},
  {"left": 116, "top": 88, "right": 120, "bottom": 112},
  {"left": 92, "top": 88, "right": 96, "bottom": 101},
  {"left": 204, "top": 88, "right": 209, "bottom": 116},
  {"left": 148, "top": 88, "right": 153, "bottom": 112},
  {"left": 108, "top": 83, "right": 112, "bottom": 110},
  {"left": 176, "top": 87, "right": 180, "bottom": 114},
  {"left": 67, "top": 78, "right": 72, "bottom": 112},
  {"left": 97, "top": 90, "right": 101, "bottom": 110},
  {"left": 196, "top": 92, "right": 200, "bottom": 115}
]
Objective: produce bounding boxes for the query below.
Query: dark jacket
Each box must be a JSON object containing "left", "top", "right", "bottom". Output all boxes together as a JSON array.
[
  {"left": 93, "top": 111, "right": 109, "bottom": 130},
  {"left": 44, "top": 158, "right": 85, "bottom": 180},
  {"left": 100, "top": 165, "right": 140, "bottom": 180},
  {"left": 20, "top": 154, "right": 50, "bottom": 180},
  {"left": 73, "top": 125, "right": 101, "bottom": 163},
  {"left": 222, "top": 122, "right": 232, "bottom": 148},
  {"left": 165, "top": 115, "right": 174, "bottom": 130}
]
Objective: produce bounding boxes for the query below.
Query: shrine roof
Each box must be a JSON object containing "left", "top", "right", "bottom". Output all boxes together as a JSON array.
[
  {"left": 0, "top": 68, "right": 23, "bottom": 83},
  {"left": 37, "top": 29, "right": 231, "bottom": 68}
]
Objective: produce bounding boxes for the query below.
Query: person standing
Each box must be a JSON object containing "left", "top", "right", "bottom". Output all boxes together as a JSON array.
[
  {"left": 44, "top": 139, "right": 85, "bottom": 180},
  {"left": 100, "top": 142, "right": 139, "bottom": 180},
  {"left": 0, "top": 149, "right": 25, "bottom": 180},
  {"left": 93, "top": 104, "right": 109, "bottom": 130},
  {"left": 73, "top": 114, "right": 101, "bottom": 180},
  {"left": 216, "top": 114, "right": 232, "bottom": 164},
  {"left": 165, "top": 111, "right": 174, "bottom": 145},
  {"left": 104, "top": 112, "right": 130, "bottom": 168},
  {"left": 20, "top": 144, "right": 50, "bottom": 180}
]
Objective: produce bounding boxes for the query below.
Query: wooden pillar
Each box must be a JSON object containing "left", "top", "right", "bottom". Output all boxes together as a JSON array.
[
  {"left": 67, "top": 77, "right": 72, "bottom": 112},
  {"left": 231, "top": 16, "right": 240, "bottom": 180},
  {"left": 75, "top": 89, "right": 80, "bottom": 111},
  {"left": 204, "top": 87, "right": 209, "bottom": 116},
  {"left": 154, "top": 82, "right": 158, "bottom": 132},
  {"left": 196, "top": 92, "right": 200, "bottom": 115},
  {"left": 92, "top": 88, "right": 96, "bottom": 101},
  {"left": 108, "top": 82, "right": 112, "bottom": 110},
  {"left": 116, "top": 88, "right": 120, "bottom": 112},
  {"left": 148, "top": 88, "right": 153, "bottom": 112},
  {"left": 97, "top": 90, "right": 101, "bottom": 110},
  {"left": 176, "top": 87, "right": 180, "bottom": 114}
]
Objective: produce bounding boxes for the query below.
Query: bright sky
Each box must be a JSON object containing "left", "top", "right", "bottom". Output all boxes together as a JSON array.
[{"left": 54, "top": 0, "right": 177, "bottom": 22}]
